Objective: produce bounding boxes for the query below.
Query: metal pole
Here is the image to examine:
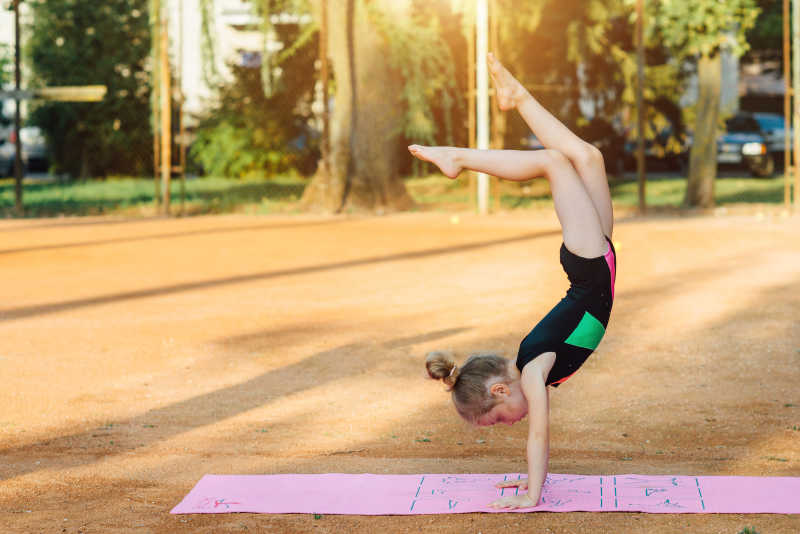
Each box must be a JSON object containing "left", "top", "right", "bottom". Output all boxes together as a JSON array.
[
  {"left": 794, "top": 0, "right": 800, "bottom": 210},
  {"left": 13, "top": 0, "right": 23, "bottom": 215},
  {"left": 490, "top": 0, "right": 501, "bottom": 213},
  {"left": 151, "top": 0, "right": 161, "bottom": 209},
  {"left": 467, "top": 4, "right": 476, "bottom": 209},
  {"left": 160, "top": 11, "right": 172, "bottom": 215},
  {"left": 320, "top": 0, "right": 330, "bottom": 176},
  {"left": 178, "top": 0, "right": 185, "bottom": 216},
  {"left": 784, "top": 0, "right": 791, "bottom": 207},
  {"left": 635, "top": 0, "right": 646, "bottom": 214},
  {"left": 476, "top": 0, "right": 489, "bottom": 215}
]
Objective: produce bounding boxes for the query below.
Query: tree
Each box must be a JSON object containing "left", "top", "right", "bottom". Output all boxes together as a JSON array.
[
  {"left": 302, "top": 0, "right": 419, "bottom": 212},
  {"left": 27, "top": 0, "right": 152, "bottom": 178},
  {"left": 653, "top": 0, "right": 760, "bottom": 208},
  {"left": 747, "top": 0, "right": 782, "bottom": 52},
  {"left": 191, "top": 6, "right": 320, "bottom": 178},
  {"left": 563, "top": 0, "right": 690, "bottom": 174}
]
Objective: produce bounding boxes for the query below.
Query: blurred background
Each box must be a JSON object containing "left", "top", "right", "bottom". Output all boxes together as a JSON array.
[{"left": 0, "top": 0, "right": 794, "bottom": 217}]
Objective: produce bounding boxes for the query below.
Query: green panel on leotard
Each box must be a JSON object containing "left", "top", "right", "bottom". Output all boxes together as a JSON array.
[{"left": 564, "top": 312, "right": 606, "bottom": 350}]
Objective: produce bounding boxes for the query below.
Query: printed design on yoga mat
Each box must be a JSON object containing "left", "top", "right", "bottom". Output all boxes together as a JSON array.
[
  {"left": 563, "top": 312, "right": 605, "bottom": 350},
  {"left": 171, "top": 473, "right": 800, "bottom": 515}
]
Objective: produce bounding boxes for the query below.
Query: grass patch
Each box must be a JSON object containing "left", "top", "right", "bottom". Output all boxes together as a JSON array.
[
  {"left": 0, "top": 175, "right": 306, "bottom": 218},
  {"left": 0, "top": 172, "right": 791, "bottom": 218},
  {"left": 407, "top": 173, "right": 789, "bottom": 211},
  {"left": 609, "top": 175, "right": 786, "bottom": 207}
]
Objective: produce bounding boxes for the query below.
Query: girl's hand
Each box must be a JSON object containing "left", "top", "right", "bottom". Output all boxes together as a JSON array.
[
  {"left": 495, "top": 478, "right": 528, "bottom": 491},
  {"left": 488, "top": 493, "right": 538, "bottom": 510}
]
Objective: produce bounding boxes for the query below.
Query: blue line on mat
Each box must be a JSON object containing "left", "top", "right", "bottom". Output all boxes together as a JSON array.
[
  {"left": 515, "top": 474, "right": 521, "bottom": 496},
  {"left": 695, "top": 478, "right": 705, "bottom": 510},
  {"left": 614, "top": 476, "right": 618, "bottom": 508},
  {"left": 501, "top": 474, "right": 507, "bottom": 497},
  {"left": 600, "top": 477, "right": 603, "bottom": 508},
  {"left": 410, "top": 476, "right": 425, "bottom": 512}
]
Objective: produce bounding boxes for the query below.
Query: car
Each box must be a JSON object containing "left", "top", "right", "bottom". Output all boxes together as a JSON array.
[
  {"left": 0, "top": 126, "right": 49, "bottom": 176},
  {"left": 717, "top": 112, "right": 789, "bottom": 177}
]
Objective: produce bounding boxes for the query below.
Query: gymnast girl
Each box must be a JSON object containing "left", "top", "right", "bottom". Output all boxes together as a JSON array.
[{"left": 409, "top": 53, "right": 616, "bottom": 510}]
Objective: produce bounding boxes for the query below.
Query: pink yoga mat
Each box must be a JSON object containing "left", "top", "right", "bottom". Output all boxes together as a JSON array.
[{"left": 171, "top": 473, "right": 800, "bottom": 515}]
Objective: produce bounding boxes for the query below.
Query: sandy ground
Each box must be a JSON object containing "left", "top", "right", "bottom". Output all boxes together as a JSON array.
[{"left": 0, "top": 208, "right": 799, "bottom": 533}]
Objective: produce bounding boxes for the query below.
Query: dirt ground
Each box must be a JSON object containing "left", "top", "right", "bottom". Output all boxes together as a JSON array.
[{"left": 1, "top": 208, "right": 799, "bottom": 533}]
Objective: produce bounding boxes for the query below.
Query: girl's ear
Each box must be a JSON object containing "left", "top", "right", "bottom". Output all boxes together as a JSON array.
[{"left": 489, "top": 382, "right": 510, "bottom": 397}]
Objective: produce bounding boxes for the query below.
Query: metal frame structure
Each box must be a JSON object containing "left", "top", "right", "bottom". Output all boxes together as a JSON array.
[
  {"left": 5, "top": 0, "right": 106, "bottom": 215},
  {"left": 789, "top": 0, "right": 799, "bottom": 210},
  {"left": 151, "top": 0, "right": 187, "bottom": 216}
]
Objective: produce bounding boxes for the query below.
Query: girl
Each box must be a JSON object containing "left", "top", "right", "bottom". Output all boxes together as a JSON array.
[{"left": 411, "top": 53, "right": 616, "bottom": 510}]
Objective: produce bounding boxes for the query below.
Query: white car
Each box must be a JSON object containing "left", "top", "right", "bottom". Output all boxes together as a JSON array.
[{"left": 0, "top": 126, "right": 49, "bottom": 176}]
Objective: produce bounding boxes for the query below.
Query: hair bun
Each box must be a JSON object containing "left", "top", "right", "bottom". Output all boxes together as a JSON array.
[{"left": 425, "top": 351, "right": 459, "bottom": 389}]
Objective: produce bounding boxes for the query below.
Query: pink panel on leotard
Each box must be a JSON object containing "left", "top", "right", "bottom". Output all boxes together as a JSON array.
[{"left": 604, "top": 244, "right": 616, "bottom": 301}]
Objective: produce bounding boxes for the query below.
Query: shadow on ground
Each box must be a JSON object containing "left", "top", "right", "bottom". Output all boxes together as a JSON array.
[{"left": 0, "top": 229, "right": 560, "bottom": 322}]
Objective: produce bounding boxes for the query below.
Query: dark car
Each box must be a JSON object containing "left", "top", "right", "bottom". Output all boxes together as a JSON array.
[{"left": 717, "top": 112, "right": 788, "bottom": 177}]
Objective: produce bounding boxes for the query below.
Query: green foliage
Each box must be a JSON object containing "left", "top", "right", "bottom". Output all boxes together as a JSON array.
[
  {"left": 191, "top": 120, "right": 288, "bottom": 179},
  {"left": 0, "top": 43, "right": 11, "bottom": 89},
  {"left": 27, "top": 0, "right": 152, "bottom": 178},
  {"left": 191, "top": 22, "right": 319, "bottom": 178},
  {"left": 251, "top": 0, "right": 313, "bottom": 99},
  {"left": 367, "top": 0, "right": 459, "bottom": 146},
  {"left": 0, "top": 43, "right": 10, "bottom": 127},
  {"left": 570, "top": 0, "right": 687, "bottom": 145},
  {"left": 747, "top": 0, "right": 782, "bottom": 52},
  {"left": 198, "top": 0, "right": 220, "bottom": 87},
  {"left": 737, "top": 527, "right": 760, "bottom": 534},
  {"left": 648, "top": 0, "right": 761, "bottom": 59}
]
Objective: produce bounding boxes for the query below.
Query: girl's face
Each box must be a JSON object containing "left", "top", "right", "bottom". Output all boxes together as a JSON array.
[{"left": 476, "top": 380, "right": 528, "bottom": 427}]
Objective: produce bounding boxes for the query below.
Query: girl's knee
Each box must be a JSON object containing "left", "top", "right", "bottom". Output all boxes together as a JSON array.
[
  {"left": 541, "top": 148, "right": 570, "bottom": 170},
  {"left": 574, "top": 143, "right": 604, "bottom": 171}
]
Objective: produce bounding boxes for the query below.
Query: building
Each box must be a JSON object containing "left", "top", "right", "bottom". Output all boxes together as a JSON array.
[{"left": 164, "top": 0, "right": 311, "bottom": 123}]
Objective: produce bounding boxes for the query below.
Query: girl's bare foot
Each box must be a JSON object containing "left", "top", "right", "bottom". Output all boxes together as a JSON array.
[
  {"left": 488, "top": 52, "right": 529, "bottom": 111},
  {"left": 408, "top": 145, "right": 462, "bottom": 179}
]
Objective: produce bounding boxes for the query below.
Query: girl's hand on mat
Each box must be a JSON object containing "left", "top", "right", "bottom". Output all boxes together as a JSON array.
[
  {"left": 488, "top": 493, "right": 538, "bottom": 510},
  {"left": 495, "top": 478, "right": 528, "bottom": 491}
]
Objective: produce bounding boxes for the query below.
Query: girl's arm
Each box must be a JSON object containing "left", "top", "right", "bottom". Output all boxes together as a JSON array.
[
  {"left": 489, "top": 354, "right": 553, "bottom": 510},
  {"left": 523, "top": 372, "right": 549, "bottom": 504}
]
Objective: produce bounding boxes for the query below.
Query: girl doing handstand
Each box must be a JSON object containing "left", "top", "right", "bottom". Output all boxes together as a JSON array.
[{"left": 410, "top": 53, "right": 617, "bottom": 510}]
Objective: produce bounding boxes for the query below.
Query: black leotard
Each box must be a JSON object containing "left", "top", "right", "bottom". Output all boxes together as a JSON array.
[{"left": 516, "top": 236, "right": 616, "bottom": 386}]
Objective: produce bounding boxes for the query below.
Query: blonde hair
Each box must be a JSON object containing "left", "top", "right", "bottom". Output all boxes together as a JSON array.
[{"left": 425, "top": 351, "right": 512, "bottom": 422}]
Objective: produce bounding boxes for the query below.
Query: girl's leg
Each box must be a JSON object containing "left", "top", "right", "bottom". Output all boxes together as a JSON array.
[
  {"left": 408, "top": 145, "right": 607, "bottom": 258},
  {"left": 488, "top": 53, "right": 614, "bottom": 238}
]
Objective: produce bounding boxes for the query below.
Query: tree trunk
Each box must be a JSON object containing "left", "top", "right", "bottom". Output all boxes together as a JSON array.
[
  {"left": 302, "top": 0, "right": 414, "bottom": 213},
  {"left": 685, "top": 52, "right": 721, "bottom": 208}
]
